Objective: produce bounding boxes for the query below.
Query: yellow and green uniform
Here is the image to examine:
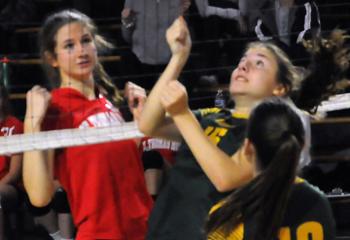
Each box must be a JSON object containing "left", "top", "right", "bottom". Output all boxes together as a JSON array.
[
  {"left": 208, "top": 180, "right": 335, "bottom": 240},
  {"left": 147, "top": 108, "right": 248, "bottom": 240}
]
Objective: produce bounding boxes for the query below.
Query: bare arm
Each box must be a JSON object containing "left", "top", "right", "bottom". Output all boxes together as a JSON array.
[
  {"left": 138, "top": 17, "right": 191, "bottom": 140},
  {"left": 160, "top": 81, "right": 253, "bottom": 192},
  {"left": 23, "top": 86, "right": 55, "bottom": 207},
  {"left": 0, "top": 154, "right": 22, "bottom": 185}
]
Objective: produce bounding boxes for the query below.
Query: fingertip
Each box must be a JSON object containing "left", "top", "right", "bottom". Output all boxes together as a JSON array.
[
  {"left": 178, "top": 16, "right": 188, "bottom": 27},
  {"left": 32, "top": 85, "right": 40, "bottom": 91}
]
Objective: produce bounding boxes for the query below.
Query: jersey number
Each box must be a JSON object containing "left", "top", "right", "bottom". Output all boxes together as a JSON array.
[
  {"left": 279, "top": 222, "right": 324, "bottom": 240},
  {"left": 204, "top": 127, "right": 228, "bottom": 144}
]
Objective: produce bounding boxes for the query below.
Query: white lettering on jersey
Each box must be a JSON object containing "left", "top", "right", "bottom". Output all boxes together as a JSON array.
[
  {"left": 143, "top": 138, "right": 180, "bottom": 151},
  {"left": 1, "top": 126, "right": 15, "bottom": 136},
  {"left": 1, "top": 126, "right": 16, "bottom": 156},
  {"left": 79, "top": 110, "right": 124, "bottom": 129}
]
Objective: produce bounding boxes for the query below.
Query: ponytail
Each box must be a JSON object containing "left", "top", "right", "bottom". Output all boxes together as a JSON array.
[
  {"left": 207, "top": 135, "right": 301, "bottom": 239},
  {"left": 206, "top": 98, "right": 304, "bottom": 240},
  {"left": 94, "top": 62, "right": 123, "bottom": 107}
]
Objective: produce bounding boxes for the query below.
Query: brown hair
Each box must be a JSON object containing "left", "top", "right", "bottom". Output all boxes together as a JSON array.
[
  {"left": 246, "top": 41, "right": 302, "bottom": 95},
  {"left": 39, "top": 9, "right": 123, "bottom": 106}
]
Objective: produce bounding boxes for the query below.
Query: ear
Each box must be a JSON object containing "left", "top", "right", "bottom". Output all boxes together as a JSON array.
[
  {"left": 44, "top": 51, "right": 58, "bottom": 68},
  {"left": 242, "top": 138, "right": 256, "bottom": 164},
  {"left": 272, "top": 84, "right": 287, "bottom": 96}
]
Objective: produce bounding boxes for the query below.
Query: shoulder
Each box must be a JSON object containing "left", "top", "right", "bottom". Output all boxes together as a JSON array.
[
  {"left": 287, "top": 181, "right": 336, "bottom": 237},
  {"left": 293, "top": 181, "right": 327, "bottom": 200},
  {"left": 1, "top": 116, "right": 23, "bottom": 133},
  {"left": 194, "top": 107, "right": 236, "bottom": 119},
  {"left": 195, "top": 107, "right": 222, "bottom": 117},
  {"left": 290, "top": 181, "right": 332, "bottom": 213},
  {"left": 49, "top": 88, "right": 89, "bottom": 115},
  {"left": 43, "top": 89, "right": 84, "bottom": 130},
  {"left": 51, "top": 88, "right": 85, "bottom": 103},
  {"left": 3, "top": 115, "right": 22, "bottom": 126}
]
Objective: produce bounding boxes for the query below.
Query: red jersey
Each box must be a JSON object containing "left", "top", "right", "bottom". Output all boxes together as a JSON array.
[
  {"left": 140, "top": 137, "right": 180, "bottom": 165},
  {"left": 43, "top": 88, "right": 153, "bottom": 240},
  {"left": 0, "top": 116, "right": 23, "bottom": 180}
]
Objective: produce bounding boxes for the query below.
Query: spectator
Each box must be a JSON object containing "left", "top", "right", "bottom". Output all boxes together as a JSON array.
[{"left": 0, "top": 84, "right": 23, "bottom": 239}]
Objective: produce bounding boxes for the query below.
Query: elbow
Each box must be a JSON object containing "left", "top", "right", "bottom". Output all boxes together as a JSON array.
[
  {"left": 210, "top": 161, "right": 254, "bottom": 192},
  {"left": 24, "top": 181, "right": 54, "bottom": 207},
  {"left": 27, "top": 192, "right": 53, "bottom": 208},
  {"left": 212, "top": 173, "right": 251, "bottom": 193},
  {"left": 137, "top": 120, "right": 155, "bottom": 136},
  {"left": 211, "top": 174, "right": 236, "bottom": 193},
  {"left": 213, "top": 179, "right": 234, "bottom": 193}
]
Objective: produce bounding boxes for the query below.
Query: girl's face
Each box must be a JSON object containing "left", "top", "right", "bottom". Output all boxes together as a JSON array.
[
  {"left": 50, "top": 22, "right": 97, "bottom": 83},
  {"left": 230, "top": 47, "right": 285, "bottom": 101}
]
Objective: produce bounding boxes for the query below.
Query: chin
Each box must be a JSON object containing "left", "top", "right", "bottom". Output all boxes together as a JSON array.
[
  {"left": 230, "top": 87, "right": 248, "bottom": 95},
  {"left": 76, "top": 70, "right": 93, "bottom": 78}
]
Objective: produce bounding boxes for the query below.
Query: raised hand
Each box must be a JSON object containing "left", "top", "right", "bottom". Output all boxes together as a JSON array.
[
  {"left": 166, "top": 16, "right": 192, "bottom": 59},
  {"left": 160, "top": 80, "right": 189, "bottom": 117},
  {"left": 25, "top": 86, "right": 51, "bottom": 132},
  {"left": 124, "top": 81, "right": 147, "bottom": 121},
  {"left": 121, "top": 8, "right": 135, "bottom": 29}
]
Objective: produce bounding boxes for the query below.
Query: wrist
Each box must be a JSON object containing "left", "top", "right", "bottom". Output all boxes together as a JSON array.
[
  {"left": 172, "top": 108, "right": 191, "bottom": 121},
  {"left": 170, "top": 54, "right": 188, "bottom": 69},
  {"left": 24, "top": 117, "right": 42, "bottom": 133}
]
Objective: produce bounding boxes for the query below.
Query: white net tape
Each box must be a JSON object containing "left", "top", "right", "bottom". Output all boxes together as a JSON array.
[{"left": 0, "top": 121, "right": 144, "bottom": 155}]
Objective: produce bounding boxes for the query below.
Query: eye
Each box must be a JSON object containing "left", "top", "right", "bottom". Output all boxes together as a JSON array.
[
  {"left": 82, "top": 36, "right": 93, "bottom": 45},
  {"left": 64, "top": 42, "right": 74, "bottom": 50},
  {"left": 256, "top": 60, "right": 264, "bottom": 67}
]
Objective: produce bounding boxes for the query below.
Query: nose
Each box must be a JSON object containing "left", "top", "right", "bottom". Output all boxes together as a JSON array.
[
  {"left": 77, "top": 43, "right": 88, "bottom": 55},
  {"left": 237, "top": 59, "right": 248, "bottom": 72}
]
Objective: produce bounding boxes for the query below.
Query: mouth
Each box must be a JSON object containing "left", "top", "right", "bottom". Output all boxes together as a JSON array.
[
  {"left": 234, "top": 75, "right": 248, "bottom": 82},
  {"left": 77, "top": 60, "right": 91, "bottom": 67}
]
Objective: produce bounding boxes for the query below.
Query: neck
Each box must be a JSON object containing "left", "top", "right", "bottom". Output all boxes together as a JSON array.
[
  {"left": 232, "top": 96, "right": 261, "bottom": 115},
  {"left": 60, "top": 76, "right": 96, "bottom": 100}
]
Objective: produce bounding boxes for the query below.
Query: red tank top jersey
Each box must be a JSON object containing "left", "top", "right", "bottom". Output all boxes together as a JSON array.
[
  {"left": 0, "top": 116, "right": 23, "bottom": 180},
  {"left": 43, "top": 88, "right": 153, "bottom": 240},
  {"left": 140, "top": 137, "right": 180, "bottom": 165}
]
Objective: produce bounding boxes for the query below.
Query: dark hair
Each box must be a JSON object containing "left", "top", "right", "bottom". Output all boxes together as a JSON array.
[
  {"left": 294, "top": 29, "right": 350, "bottom": 113},
  {"left": 206, "top": 97, "right": 305, "bottom": 240},
  {"left": 39, "top": 9, "right": 123, "bottom": 106},
  {"left": 0, "top": 85, "right": 11, "bottom": 121},
  {"left": 246, "top": 30, "right": 350, "bottom": 113}
]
